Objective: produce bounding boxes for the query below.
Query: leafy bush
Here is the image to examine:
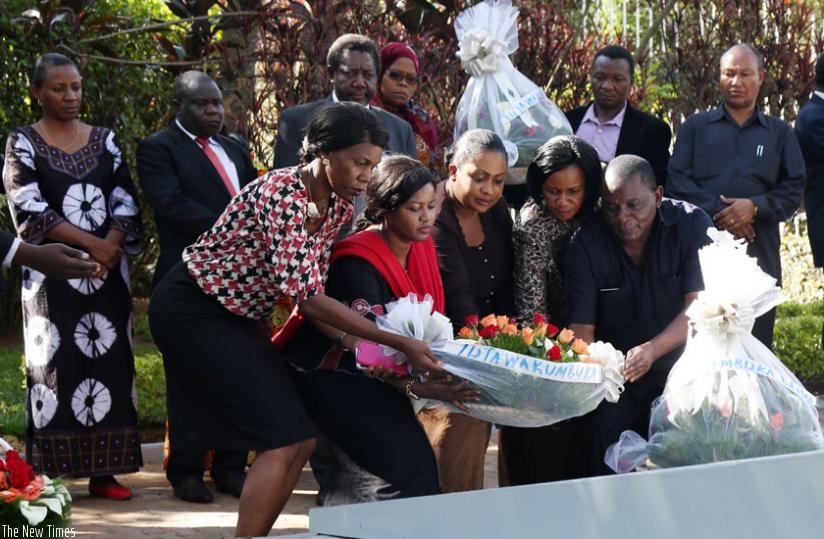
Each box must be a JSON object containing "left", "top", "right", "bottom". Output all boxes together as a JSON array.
[
  {"left": 775, "top": 301, "right": 824, "bottom": 383},
  {"left": 134, "top": 346, "right": 167, "bottom": 427}
]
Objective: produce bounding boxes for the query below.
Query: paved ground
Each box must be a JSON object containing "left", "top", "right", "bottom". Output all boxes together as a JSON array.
[
  {"left": 64, "top": 438, "right": 501, "bottom": 538},
  {"left": 40, "top": 408, "right": 824, "bottom": 537}
]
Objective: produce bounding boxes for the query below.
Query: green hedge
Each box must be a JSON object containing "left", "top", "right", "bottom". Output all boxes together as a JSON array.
[{"left": 774, "top": 301, "right": 824, "bottom": 382}]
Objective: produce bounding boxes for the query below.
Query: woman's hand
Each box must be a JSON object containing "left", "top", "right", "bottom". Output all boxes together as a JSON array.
[
  {"left": 86, "top": 236, "right": 122, "bottom": 271},
  {"left": 397, "top": 337, "right": 445, "bottom": 376},
  {"left": 413, "top": 375, "right": 481, "bottom": 413}
]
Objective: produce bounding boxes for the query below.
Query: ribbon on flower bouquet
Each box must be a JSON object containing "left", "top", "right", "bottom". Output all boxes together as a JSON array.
[
  {"left": 456, "top": 29, "right": 505, "bottom": 77},
  {"left": 455, "top": 28, "right": 540, "bottom": 136},
  {"left": 586, "top": 341, "right": 625, "bottom": 403}
]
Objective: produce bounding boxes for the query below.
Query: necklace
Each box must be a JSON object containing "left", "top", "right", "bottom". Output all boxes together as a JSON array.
[
  {"left": 301, "top": 166, "right": 328, "bottom": 222},
  {"left": 38, "top": 120, "right": 80, "bottom": 151}
]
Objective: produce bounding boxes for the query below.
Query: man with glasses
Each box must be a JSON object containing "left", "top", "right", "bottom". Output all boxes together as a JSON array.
[
  {"left": 565, "top": 155, "right": 713, "bottom": 476},
  {"left": 566, "top": 45, "right": 672, "bottom": 186},
  {"left": 273, "top": 34, "right": 416, "bottom": 168}
]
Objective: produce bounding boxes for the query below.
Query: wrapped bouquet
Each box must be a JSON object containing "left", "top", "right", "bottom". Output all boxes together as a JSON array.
[
  {"left": 453, "top": 0, "right": 572, "bottom": 172},
  {"left": 367, "top": 294, "right": 624, "bottom": 427},
  {"left": 1, "top": 437, "right": 71, "bottom": 529},
  {"left": 606, "top": 230, "right": 824, "bottom": 473}
]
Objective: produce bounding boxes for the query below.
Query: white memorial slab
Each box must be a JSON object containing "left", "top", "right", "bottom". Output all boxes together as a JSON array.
[{"left": 289, "top": 449, "right": 824, "bottom": 539}]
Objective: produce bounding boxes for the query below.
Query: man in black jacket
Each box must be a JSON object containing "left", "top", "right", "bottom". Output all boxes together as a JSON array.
[
  {"left": 137, "top": 70, "right": 257, "bottom": 503},
  {"left": 565, "top": 45, "right": 671, "bottom": 186}
]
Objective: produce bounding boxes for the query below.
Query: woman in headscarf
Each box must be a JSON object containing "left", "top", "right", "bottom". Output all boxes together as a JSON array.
[{"left": 371, "top": 42, "right": 440, "bottom": 166}]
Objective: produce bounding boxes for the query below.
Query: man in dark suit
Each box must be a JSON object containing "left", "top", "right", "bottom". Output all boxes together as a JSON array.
[
  {"left": 137, "top": 70, "right": 257, "bottom": 503},
  {"left": 796, "top": 51, "right": 824, "bottom": 342},
  {"left": 2, "top": 231, "right": 97, "bottom": 287},
  {"left": 565, "top": 45, "right": 672, "bottom": 186},
  {"left": 273, "top": 33, "right": 417, "bottom": 168}
]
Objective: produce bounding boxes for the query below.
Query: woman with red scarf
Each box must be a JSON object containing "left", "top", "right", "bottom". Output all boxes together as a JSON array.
[
  {"left": 281, "top": 155, "right": 477, "bottom": 503},
  {"left": 371, "top": 42, "right": 440, "bottom": 166}
]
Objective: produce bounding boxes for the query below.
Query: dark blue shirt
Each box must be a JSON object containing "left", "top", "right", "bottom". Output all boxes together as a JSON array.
[
  {"left": 565, "top": 198, "right": 714, "bottom": 377},
  {"left": 666, "top": 105, "right": 805, "bottom": 281}
]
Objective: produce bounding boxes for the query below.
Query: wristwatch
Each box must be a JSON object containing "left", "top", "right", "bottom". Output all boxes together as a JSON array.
[{"left": 752, "top": 200, "right": 759, "bottom": 218}]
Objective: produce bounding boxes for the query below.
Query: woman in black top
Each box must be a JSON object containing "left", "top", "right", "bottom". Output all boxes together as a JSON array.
[{"left": 420, "top": 129, "right": 514, "bottom": 492}]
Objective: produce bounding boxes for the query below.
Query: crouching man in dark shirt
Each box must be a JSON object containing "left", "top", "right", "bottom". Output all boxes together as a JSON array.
[{"left": 565, "top": 154, "right": 714, "bottom": 476}]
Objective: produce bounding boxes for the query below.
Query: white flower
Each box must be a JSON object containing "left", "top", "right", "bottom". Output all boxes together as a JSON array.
[
  {"left": 21, "top": 266, "right": 46, "bottom": 300},
  {"left": 62, "top": 183, "right": 107, "bottom": 232},
  {"left": 24, "top": 316, "right": 61, "bottom": 367},
  {"left": 74, "top": 312, "right": 117, "bottom": 358},
  {"left": 67, "top": 272, "right": 107, "bottom": 295},
  {"left": 29, "top": 383, "right": 58, "bottom": 428},
  {"left": 71, "top": 378, "right": 111, "bottom": 426}
]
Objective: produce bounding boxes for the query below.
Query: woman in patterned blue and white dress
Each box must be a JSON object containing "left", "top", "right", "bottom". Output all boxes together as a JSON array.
[{"left": 3, "top": 53, "right": 143, "bottom": 500}]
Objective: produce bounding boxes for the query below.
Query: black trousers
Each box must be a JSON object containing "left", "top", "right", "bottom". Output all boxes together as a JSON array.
[
  {"left": 166, "top": 449, "right": 247, "bottom": 486},
  {"left": 499, "top": 417, "right": 586, "bottom": 485},
  {"left": 295, "top": 370, "right": 440, "bottom": 499},
  {"left": 581, "top": 368, "right": 668, "bottom": 477},
  {"left": 752, "top": 306, "right": 777, "bottom": 350}
]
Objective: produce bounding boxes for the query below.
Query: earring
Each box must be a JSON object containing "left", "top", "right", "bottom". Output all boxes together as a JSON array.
[{"left": 322, "top": 157, "right": 330, "bottom": 166}]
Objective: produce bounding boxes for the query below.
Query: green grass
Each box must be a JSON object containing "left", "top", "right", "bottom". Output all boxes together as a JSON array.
[
  {"left": 0, "top": 348, "right": 26, "bottom": 440},
  {"left": 0, "top": 345, "right": 166, "bottom": 440}
]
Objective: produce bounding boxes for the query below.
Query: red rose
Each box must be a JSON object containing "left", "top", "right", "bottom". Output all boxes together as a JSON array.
[
  {"left": 533, "top": 313, "right": 546, "bottom": 326},
  {"left": 546, "top": 323, "right": 560, "bottom": 337},
  {"left": 465, "top": 314, "right": 479, "bottom": 327},
  {"left": 8, "top": 461, "right": 34, "bottom": 488},
  {"left": 478, "top": 325, "right": 499, "bottom": 339},
  {"left": 547, "top": 345, "right": 562, "bottom": 361}
]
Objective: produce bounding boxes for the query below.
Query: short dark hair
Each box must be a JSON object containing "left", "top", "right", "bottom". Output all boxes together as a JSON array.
[
  {"left": 526, "top": 135, "right": 602, "bottom": 218},
  {"left": 604, "top": 154, "right": 657, "bottom": 191},
  {"left": 721, "top": 43, "right": 764, "bottom": 70},
  {"left": 31, "top": 53, "right": 77, "bottom": 87},
  {"left": 815, "top": 51, "right": 824, "bottom": 87},
  {"left": 446, "top": 129, "right": 508, "bottom": 168},
  {"left": 299, "top": 102, "right": 389, "bottom": 163},
  {"left": 173, "top": 70, "right": 219, "bottom": 102},
  {"left": 327, "top": 34, "right": 381, "bottom": 75},
  {"left": 362, "top": 155, "right": 438, "bottom": 225},
  {"left": 593, "top": 45, "right": 635, "bottom": 78}
]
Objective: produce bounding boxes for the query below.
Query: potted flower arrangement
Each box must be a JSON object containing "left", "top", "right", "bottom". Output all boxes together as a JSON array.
[{"left": 1, "top": 438, "right": 71, "bottom": 530}]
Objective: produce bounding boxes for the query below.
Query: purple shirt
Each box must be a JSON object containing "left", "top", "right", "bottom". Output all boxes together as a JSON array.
[{"left": 574, "top": 102, "right": 627, "bottom": 163}]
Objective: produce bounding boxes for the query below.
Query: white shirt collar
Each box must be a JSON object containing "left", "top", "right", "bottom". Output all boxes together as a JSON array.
[{"left": 176, "top": 119, "right": 208, "bottom": 142}]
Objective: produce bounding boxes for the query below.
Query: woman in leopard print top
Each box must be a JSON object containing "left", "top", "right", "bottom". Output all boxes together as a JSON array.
[{"left": 502, "top": 135, "right": 602, "bottom": 486}]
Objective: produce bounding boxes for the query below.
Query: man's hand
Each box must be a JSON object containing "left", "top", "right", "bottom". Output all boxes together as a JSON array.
[
  {"left": 714, "top": 196, "right": 756, "bottom": 242},
  {"left": 14, "top": 242, "right": 99, "bottom": 279},
  {"left": 622, "top": 341, "right": 658, "bottom": 383}
]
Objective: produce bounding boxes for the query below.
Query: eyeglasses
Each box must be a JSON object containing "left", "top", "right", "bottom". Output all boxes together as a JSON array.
[{"left": 386, "top": 70, "right": 420, "bottom": 86}]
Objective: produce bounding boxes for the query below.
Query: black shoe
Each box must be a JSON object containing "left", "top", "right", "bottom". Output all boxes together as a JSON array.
[
  {"left": 213, "top": 470, "right": 246, "bottom": 498},
  {"left": 172, "top": 477, "right": 213, "bottom": 503}
]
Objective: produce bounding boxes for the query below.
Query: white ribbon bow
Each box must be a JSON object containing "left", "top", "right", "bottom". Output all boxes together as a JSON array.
[
  {"left": 587, "top": 341, "right": 625, "bottom": 403},
  {"left": 456, "top": 29, "right": 506, "bottom": 77}
]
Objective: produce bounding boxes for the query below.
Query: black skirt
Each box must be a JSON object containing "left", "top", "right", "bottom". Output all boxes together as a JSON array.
[{"left": 148, "top": 262, "right": 315, "bottom": 453}]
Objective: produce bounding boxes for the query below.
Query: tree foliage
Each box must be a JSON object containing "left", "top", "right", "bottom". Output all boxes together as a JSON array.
[{"left": 1, "top": 0, "right": 822, "bottom": 328}]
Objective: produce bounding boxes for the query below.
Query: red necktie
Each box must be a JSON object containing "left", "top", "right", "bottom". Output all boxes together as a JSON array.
[{"left": 195, "top": 137, "right": 237, "bottom": 196}]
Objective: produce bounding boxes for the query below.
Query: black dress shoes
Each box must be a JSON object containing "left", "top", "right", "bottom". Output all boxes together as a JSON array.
[
  {"left": 173, "top": 477, "right": 213, "bottom": 503},
  {"left": 213, "top": 470, "right": 246, "bottom": 498}
]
